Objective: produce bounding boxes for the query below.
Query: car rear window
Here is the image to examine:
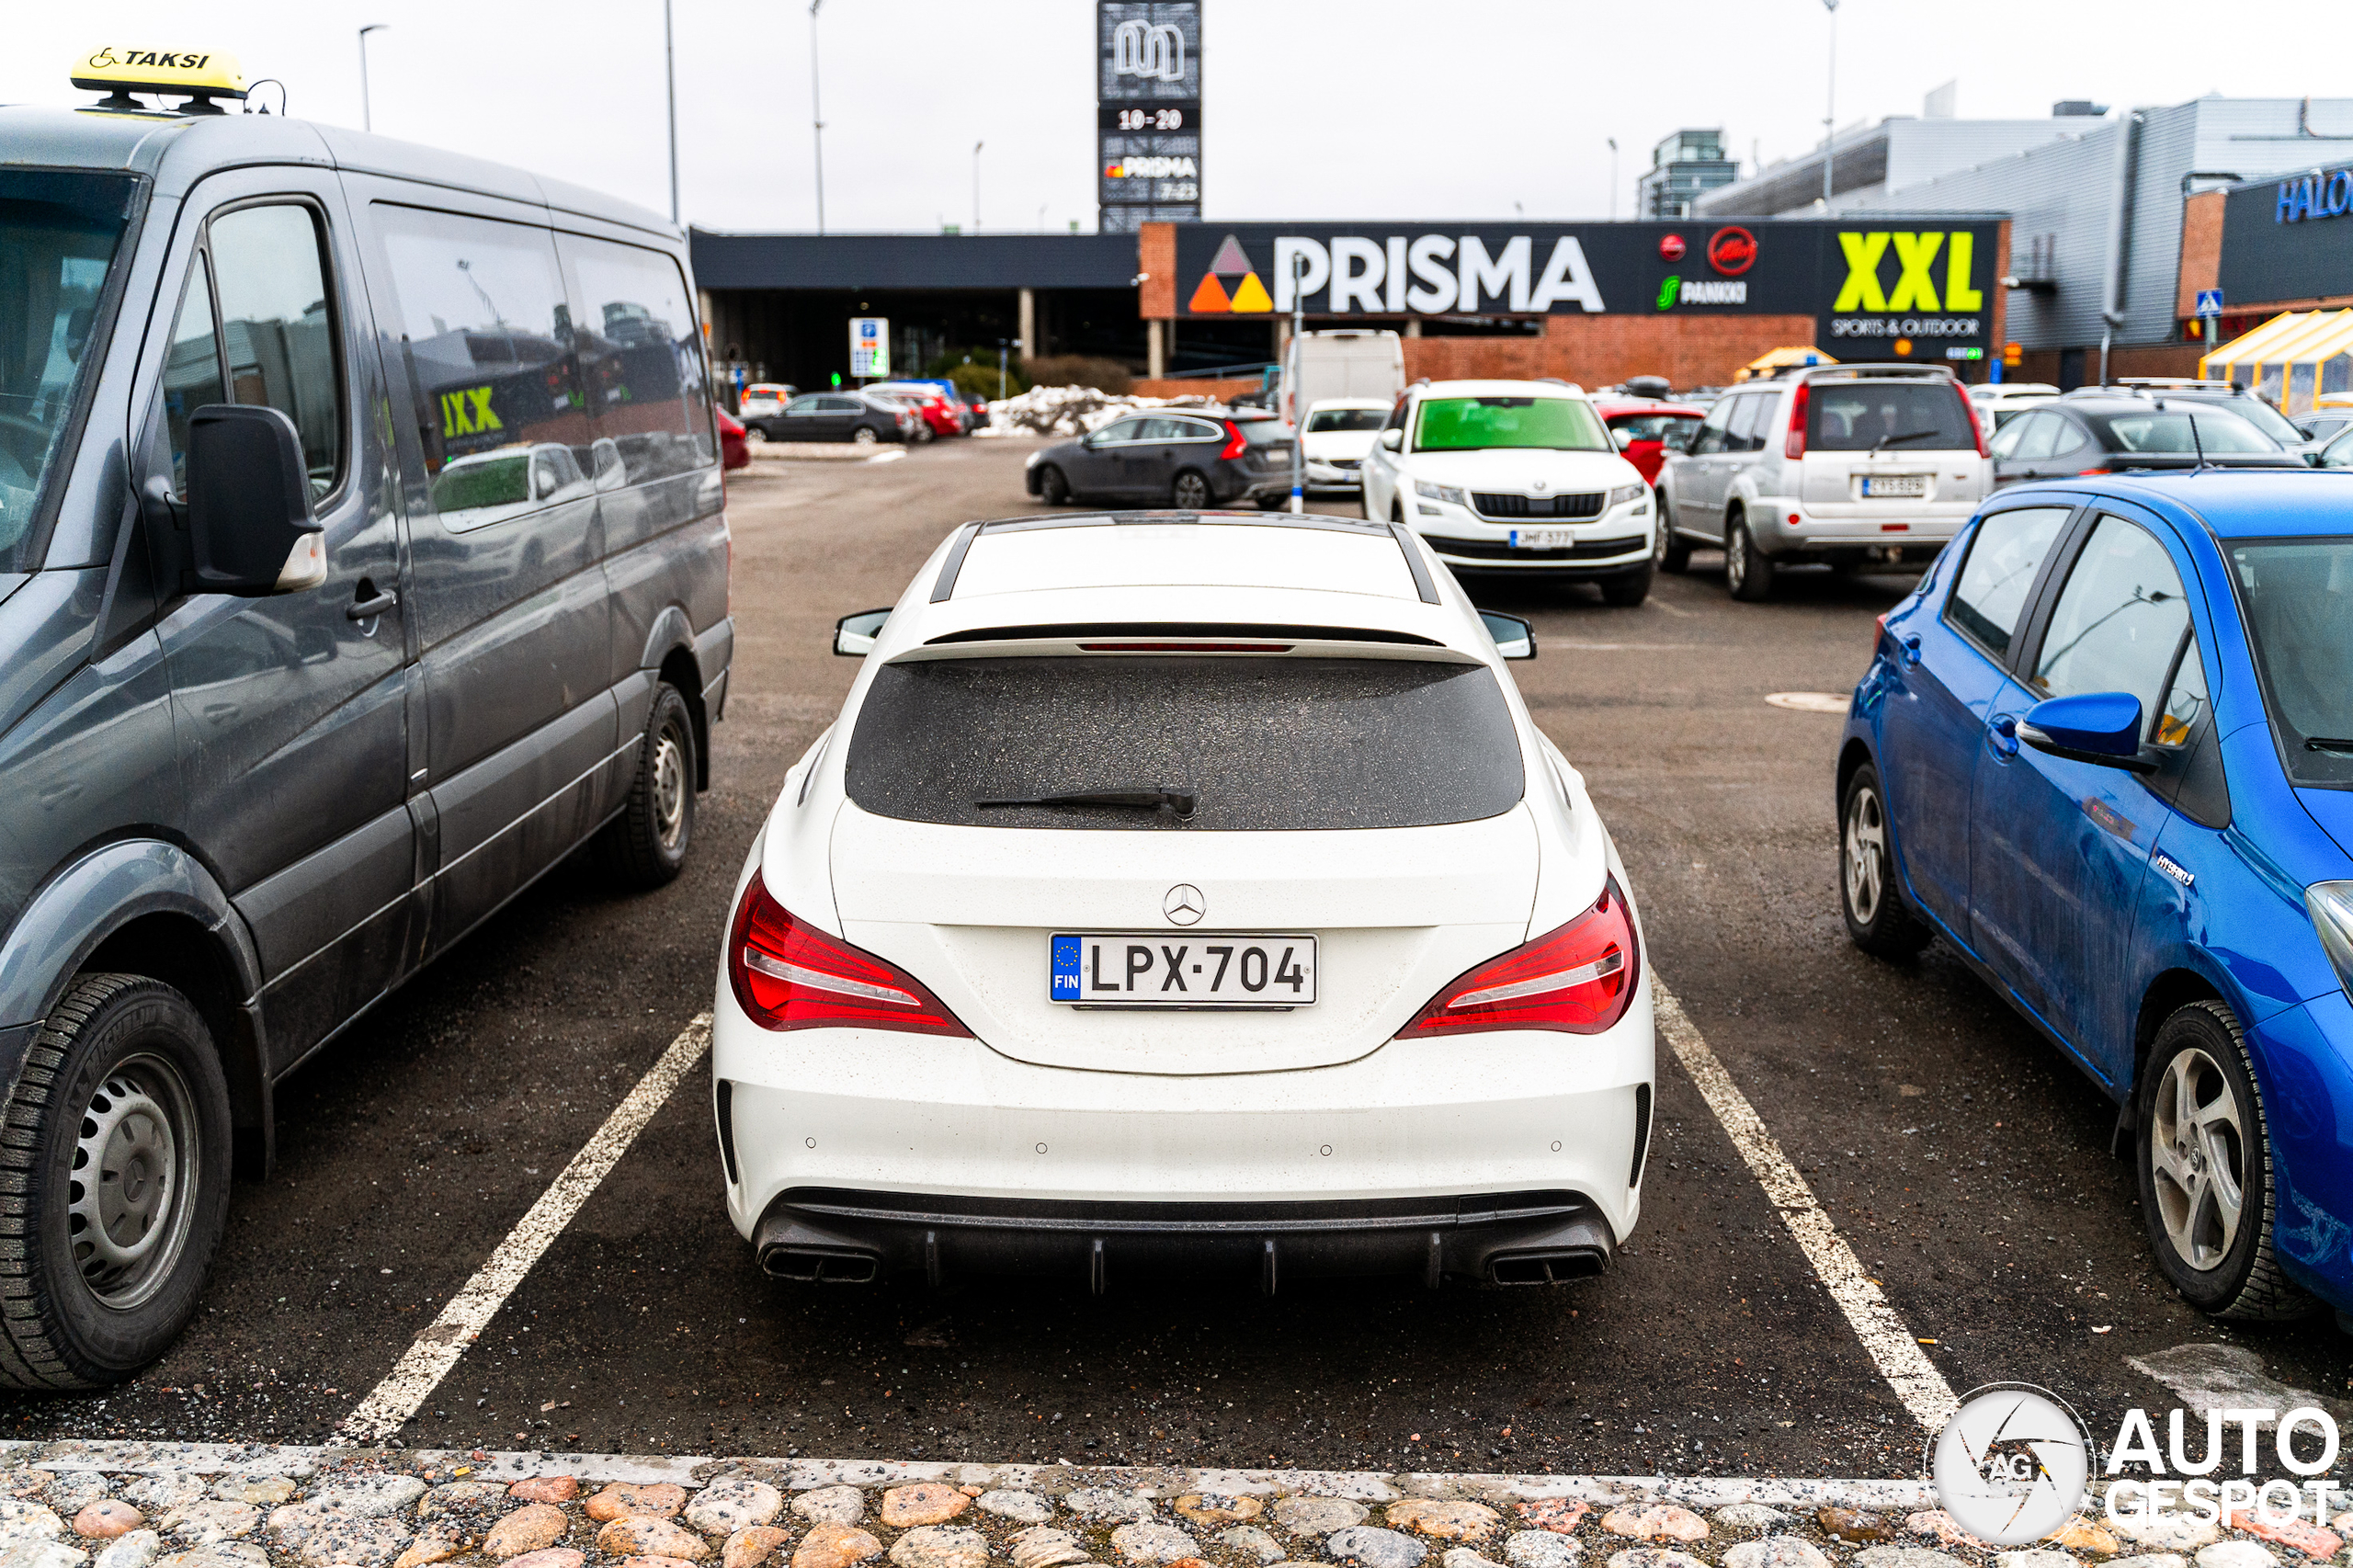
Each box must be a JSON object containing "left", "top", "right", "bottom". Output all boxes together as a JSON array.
[
  {"left": 845, "top": 656, "right": 1524, "bottom": 830},
  {"left": 1234, "top": 417, "right": 1290, "bottom": 444},
  {"left": 1807, "top": 381, "right": 1974, "bottom": 451},
  {"left": 2084, "top": 406, "right": 2279, "bottom": 454},
  {"left": 1307, "top": 408, "right": 1385, "bottom": 433}
]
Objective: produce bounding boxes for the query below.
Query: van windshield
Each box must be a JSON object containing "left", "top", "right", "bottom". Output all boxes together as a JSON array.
[{"left": 0, "top": 171, "right": 137, "bottom": 569}]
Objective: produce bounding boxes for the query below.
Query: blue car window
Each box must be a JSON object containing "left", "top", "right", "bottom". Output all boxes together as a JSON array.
[
  {"left": 2229, "top": 538, "right": 2353, "bottom": 785},
  {"left": 1946, "top": 506, "right": 2071, "bottom": 658},
  {"left": 2031, "top": 516, "right": 2192, "bottom": 732},
  {"left": 2155, "top": 638, "right": 2211, "bottom": 748}
]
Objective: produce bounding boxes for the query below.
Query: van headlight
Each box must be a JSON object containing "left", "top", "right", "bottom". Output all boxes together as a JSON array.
[
  {"left": 1608, "top": 483, "right": 1647, "bottom": 508},
  {"left": 2307, "top": 882, "right": 2353, "bottom": 996},
  {"left": 1415, "top": 480, "right": 1466, "bottom": 506}
]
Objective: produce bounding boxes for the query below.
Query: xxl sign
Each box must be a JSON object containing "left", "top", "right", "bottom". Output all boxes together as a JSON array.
[
  {"left": 1097, "top": 1, "right": 1200, "bottom": 234},
  {"left": 1173, "top": 221, "right": 2003, "bottom": 361}
]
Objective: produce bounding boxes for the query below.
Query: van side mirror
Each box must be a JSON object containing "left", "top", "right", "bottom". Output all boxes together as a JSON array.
[
  {"left": 1480, "top": 610, "right": 1536, "bottom": 661},
  {"left": 2018, "top": 691, "right": 2156, "bottom": 773},
  {"left": 1379, "top": 428, "right": 1404, "bottom": 451},
  {"left": 834, "top": 608, "right": 891, "bottom": 656},
  {"left": 185, "top": 403, "right": 325, "bottom": 596}
]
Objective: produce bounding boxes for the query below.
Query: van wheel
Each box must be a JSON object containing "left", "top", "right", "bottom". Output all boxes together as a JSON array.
[
  {"left": 1171, "top": 470, "right": 1211, "bottom": 509},
  {"left": 0, "top": 973, "right": 232, "bottom": 1390},
  {"left": 1598, "top": 562, "right": 1653, "bottom": 607},
  {"left": 1839, "top": 764, "right": 1933, "bottom": 960},
  {"left": 1725, "top": 514, "right": 1775, "bottom": 602},
  {"left": 1654, "top": 502, "right": 1691, "bottom": 573},
  {"left": 1036, "top": 466, "right": 1069, "bottom": 506},
  {"left": 598, "top": 683, "right": 698, "bottom": 890},
  {"left": 2137, "top": 1002, "right": 2316, "bottom": 1321}
]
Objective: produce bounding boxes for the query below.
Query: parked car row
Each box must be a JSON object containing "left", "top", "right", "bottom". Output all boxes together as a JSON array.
[{"left": 734, "top": 381, "right": 984, "bottom": 447}]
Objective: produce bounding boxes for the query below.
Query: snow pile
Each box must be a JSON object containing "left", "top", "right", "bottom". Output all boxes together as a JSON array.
[{"left": 977, "top": 384, "right": 1234, "bottom": 437}]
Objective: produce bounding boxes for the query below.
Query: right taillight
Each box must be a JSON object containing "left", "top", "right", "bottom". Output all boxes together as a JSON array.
[
  {"left": 1785, "top": 382, "right": 1811, "bottom": 459},
  {"left": 1219, "top": 420, "right": 1249, "bottom": 460},
  {"left": 727, "top": 871, "right": 970, "bottom": 1036},
  {"left": 1398, "top": 877, "right": 1640, "bottom": 1038}
]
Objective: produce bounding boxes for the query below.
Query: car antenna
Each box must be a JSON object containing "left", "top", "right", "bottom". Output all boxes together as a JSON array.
[{"left": 2188, "top": 407, "right": 2211, "bottom": 474}]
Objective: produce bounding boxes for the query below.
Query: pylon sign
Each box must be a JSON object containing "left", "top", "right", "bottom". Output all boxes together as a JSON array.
[{"left": 1098, "top": 1, "right": 1201, "bottom": 233}]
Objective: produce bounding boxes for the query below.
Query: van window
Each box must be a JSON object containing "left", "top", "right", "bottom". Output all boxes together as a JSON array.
[
  {"left": 207, "top": 204, "right": 344, "bottom": 498},
  {"left": 0, "top": 169, "right": 136, "bottom": 563},
  {"left": 375, "top": 206, "right": 588, "bottom": 530},
  {"left": 161, "top": 254, "right": 227, "bottom": 500},
  {"left": 558, "top": 235, "right": 713, "bottom": 483}
]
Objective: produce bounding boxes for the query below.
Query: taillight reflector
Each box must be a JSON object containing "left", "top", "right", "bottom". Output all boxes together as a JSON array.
[
  {"left": 1397, "top": 877, "right": 1640, "bottom": 1038},
  {"left": 728, "top": 871, "right": 969, "bottom": 1036},
  {"left": 1785, "top": 382, "right": 1811, "bottom": 459}
]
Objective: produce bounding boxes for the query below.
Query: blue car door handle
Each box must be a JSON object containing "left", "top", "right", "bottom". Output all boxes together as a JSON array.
[{"left": 1988, "top": 713, "right": 2021, "bottom": 758}]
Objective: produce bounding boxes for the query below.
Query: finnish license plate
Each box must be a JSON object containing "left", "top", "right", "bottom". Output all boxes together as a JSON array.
[
  {"left": 1508, "top": 528, "right": 1575, "bottom": 550},
  {"left": 1050, "top": 933, "right": 1317, "bottom": 1006},
  {"left": 1861, "top": 474, "right": 1930, "bottom": 498}
]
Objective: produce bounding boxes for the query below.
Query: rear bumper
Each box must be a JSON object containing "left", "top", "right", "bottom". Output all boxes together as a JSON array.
[
  {"left": 1750, "top": 496, "right": 1968, "bottom": 555},
  {"left": 752, "top": 1187, "right": 1619, "bottom": 1289}
]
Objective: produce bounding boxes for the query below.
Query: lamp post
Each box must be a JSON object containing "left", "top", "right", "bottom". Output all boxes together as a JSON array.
[
  {"left": 972, "top": 141, "right": 983, "bottom": 233},
  {"left": 1289, "top": 250, "right": 1306, "bottom": 515},
  {"left": 1608, "top": 137, "right": 1619, "bottom": 221},
  {"left": 809, "top": 0, "right": 827, "bottom": 234},
  {"left": 663, "top": 0, "right": 679, "bottom": 223},
  {"left": 1820, "top": 0, "right": 1839, "bottom": 207},
  {"left": 358, "top": 24, "right": 387, "bottom": 132}
]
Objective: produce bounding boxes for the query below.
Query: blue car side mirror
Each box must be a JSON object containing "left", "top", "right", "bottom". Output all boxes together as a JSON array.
[{"left": 2018, "top": 690, "right": 2157, "bottom": 773}]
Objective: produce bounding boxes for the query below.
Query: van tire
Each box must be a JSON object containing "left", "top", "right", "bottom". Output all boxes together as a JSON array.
[
  {"left": 1725, "top": 514, "right": 1775, "bottom": 602},
  {"left": 2136, "top": 1000, "right": 2317, "bottom": 1322},
  {"left": 598, "top": 683, "right": 698, "bottom": 890},
  {"left": 0, "top": 973, "right": 233, "bottom": 1390}
]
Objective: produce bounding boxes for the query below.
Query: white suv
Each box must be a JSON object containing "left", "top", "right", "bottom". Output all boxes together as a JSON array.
[
  {"left": 1655, "top": 365, "right": 1991, "bottom": 601},
  {"left": 714, "top": 509, "right": 1654, "bottom": 1290},
  {"left": 1359, "top": 379, "right": 1658, "bottom": 606}
]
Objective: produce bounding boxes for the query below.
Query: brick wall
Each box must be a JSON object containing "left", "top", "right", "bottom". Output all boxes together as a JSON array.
[
  {"left": 2011, "top": 343, "right": 2207, "bottom": 387},
  {"left": 2177, "top": 191, "right": 2225, "bottom": 322},
  {"left": 1137, "top": 225, "right": 1176, "bottom": 320},
  {"left": 1398, "top": 314, "right": 1824, "bottom": 390},
  {"left": 1132, "top": 377, "right": 1259, "bottom": 402}
]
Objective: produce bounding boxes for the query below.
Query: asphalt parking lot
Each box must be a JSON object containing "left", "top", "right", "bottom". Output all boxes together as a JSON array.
[{"left": 5, "top": 436, "right": 2345, "bottom": 1471}]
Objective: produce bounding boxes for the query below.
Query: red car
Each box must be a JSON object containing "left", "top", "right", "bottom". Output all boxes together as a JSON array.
[
  {"left": 715, "top": 405, "right": 751, "bottom": 470},
  {"left": 1592, "top": 395, "right": 1707, "bottom": 488},
  {"left": 869, "top": 381, "right": 966, "bottom": 438}
]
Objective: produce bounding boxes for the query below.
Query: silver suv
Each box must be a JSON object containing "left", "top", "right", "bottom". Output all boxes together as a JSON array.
[{"left": 1655, "top": 365, "right": 1991, "bottom": 600}]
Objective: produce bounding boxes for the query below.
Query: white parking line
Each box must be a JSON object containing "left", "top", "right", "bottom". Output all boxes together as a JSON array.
[
  {"left": 333, "top": 1014, "right": 713, "bottom": 1445},
  {"left": 1654, "top": 981, "right": 1961, "bottom": 1432}
]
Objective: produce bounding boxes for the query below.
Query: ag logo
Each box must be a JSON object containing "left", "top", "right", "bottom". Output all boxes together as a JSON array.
[
  {"left": 1659, "top": 233, "right": 1687, "bottom": 263},
  {"left": 1929, "top": 1384, "right": 2091, "bottom": 1545},
  {"left": 1707, "top": 226, "right": 1757, "bottom": 277}
]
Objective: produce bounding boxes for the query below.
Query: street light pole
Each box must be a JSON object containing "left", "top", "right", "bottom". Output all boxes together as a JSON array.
[
  {"left": 1821, "top": 0, "right": 1839, "bottom": 207},
  {"left": 358, "top": 24, "right": 387, "bottom": 133},
  {"left": 663, "top": 0, "right": 679, "bottom": 224},
  {"left": 1608, "top": 137, "right": 1619, "bottom": 221},
  {"left": 809, "top": 0, "right": 827, "bottom": 235},
  {"left": 1289, "top": 251, "right": 1306, "bottom": 515},
  {"left": 972, "top": 141, "right": 983, "bottom": 233}
]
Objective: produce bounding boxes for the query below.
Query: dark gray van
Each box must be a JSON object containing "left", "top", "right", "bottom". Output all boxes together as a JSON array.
[{"left": 0, "top": 96, "right": 732, "bottom": 1384}]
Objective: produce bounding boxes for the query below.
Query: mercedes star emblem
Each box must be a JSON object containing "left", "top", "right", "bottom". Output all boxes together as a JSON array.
[{"left": 1163, "top": 884, "right": 1206, "bottom": 926}]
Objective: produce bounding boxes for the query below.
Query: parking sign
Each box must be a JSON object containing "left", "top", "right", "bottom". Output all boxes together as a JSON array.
[{"left": 849, "top": 316, "right": 890, "bottom": 380}]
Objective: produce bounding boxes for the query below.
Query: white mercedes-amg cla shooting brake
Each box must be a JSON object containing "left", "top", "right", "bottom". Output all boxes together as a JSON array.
[{"left": 711, "top": 508, "right": 1654, "bottom": 1292}]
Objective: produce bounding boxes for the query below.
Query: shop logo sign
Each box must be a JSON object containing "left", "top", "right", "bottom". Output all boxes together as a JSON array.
[
  {"left": 2276, "top": 168, "right": 2353, "bottom": 223},
  {"left": 1930, "top": 1384, "right": 2092, "bottom": 1546},
  {"left": 1112, "top": 20, "right": 1185, "bottom": 82},
  {"left": 1707, "top": 226, "right": 1757, "bottom": 276},
  {"left": 1835, "top": 232, "right": 1986, "bottom": 313}
]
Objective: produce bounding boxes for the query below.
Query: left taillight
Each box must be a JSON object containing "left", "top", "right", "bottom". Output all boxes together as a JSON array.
[
  {"left": 1956, "top": 385, "right": 1988, "bottom": 456},
  {"left": 727, "top": 870, "right": 970, "bottom": 1036},
  {"left": 1397, "top": 876, "right": 1641, "bottom": 1039}
]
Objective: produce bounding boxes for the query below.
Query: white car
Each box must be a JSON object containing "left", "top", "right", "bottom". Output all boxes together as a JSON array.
[
  {"left": 1299, "top": 396, "right": 1392, "bottom": 491},
  {"left": 1358, "top": 379, "right": 1658, "bottom": 607},
  {"left": 1972, "top": 382, "right": 2061, "bottom": 432},
  {"left": 712, "top": 509, "right": 1655, "bottom": 1290}
]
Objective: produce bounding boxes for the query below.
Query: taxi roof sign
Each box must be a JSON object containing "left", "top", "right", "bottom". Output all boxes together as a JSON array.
[{"left": 73, "top": 45, "right": 246, "bottom": 113}]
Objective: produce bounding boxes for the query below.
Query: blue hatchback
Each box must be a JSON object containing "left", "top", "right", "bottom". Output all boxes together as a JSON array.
[{"left": 1840, "top": 470, "right": 2353, "bottom": 1324}]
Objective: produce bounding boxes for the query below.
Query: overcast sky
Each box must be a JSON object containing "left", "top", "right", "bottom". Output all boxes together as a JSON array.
[{"left": 10, "top": 2, "right": 2348, "bottom": 233}]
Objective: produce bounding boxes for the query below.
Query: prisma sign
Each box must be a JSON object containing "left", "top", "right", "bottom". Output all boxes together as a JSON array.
[
  {"left": 1097, "top": 1, "right": 1200, "bottom": 233},
  {"left": 1171, "top": 221, "right": 2003, "bottom": 361}
]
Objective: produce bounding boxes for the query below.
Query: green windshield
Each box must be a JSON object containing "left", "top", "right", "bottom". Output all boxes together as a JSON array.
[
  {"left": 1415, "top": 396, "right": 1608, "bottom": 453},
  {"left": 0, "top": 171, "right": 138, "bottom": 568}
]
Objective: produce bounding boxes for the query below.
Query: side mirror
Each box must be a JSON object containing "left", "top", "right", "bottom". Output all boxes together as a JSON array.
[
  {"left": 2018, "top": 691, "right": 2155, "bottom": 773},
  {"left": 185, "top": 403, "right": 324, "bottom": 596},
  {"left": 1379, "top": 428, "right": 1404, "bottom": 451},
  {"left": 834, "top": 608, "right": 891, "bottom": 657},
  {"left": 1612, "top": 428, "right": 1634, "bottom": 449},
  {"left": 1480, "top": 610, "right": 1536, "bottom": 661}
]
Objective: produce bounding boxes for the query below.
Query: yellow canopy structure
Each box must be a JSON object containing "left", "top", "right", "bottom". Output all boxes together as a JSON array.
[
  {"left": 1733, "top": 347, "right": 1837, "bottom": 382},
  {"left": 2200, "top": 310, "right": 2353, "bottom": 415}
]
